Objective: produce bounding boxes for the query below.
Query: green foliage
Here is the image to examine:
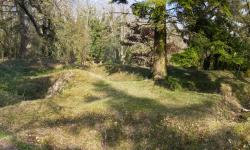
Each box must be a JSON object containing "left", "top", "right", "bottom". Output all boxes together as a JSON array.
[
  {"left": 89, "top": 14, "right": 126, "bottom": 64},
  {"left": 131, "top": 2, "right": 153, "bottom": 19},
  {"left": 209, "top": 41, "right": 245, "bottom": 66},
  {"left": 89, "top": 19, "right": 106, "bottom": 62},
  {"left": 54, "top": 16, "right": 90, "bottom": 65},
  {"left": 177, "top": 30, "right": 247, "bottom": 70},
  {"left": 171, "top": 47, "right": 200, "bottom": 68},
  {"left": 172, "top": 0, "right": 250, "bottom": 70},
  {"left": 165, "top": 76, "right": 182, "bottom": 90},
  {"left": 0, "top": 18, "right": 20, "bottom": 58},
  {"left": 0, "top": 0, "right": 249, "bottom": 73},
  {"left": 0, "top": 130, "right": 8, "bottom": 139},
  {"left": 190, "top": 32, "right": 210, "bottom": 51}
]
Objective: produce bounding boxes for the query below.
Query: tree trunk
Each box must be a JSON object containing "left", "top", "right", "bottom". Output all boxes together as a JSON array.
[
  {"left": 18, "top": 6, "right": 29, "bottom": 58},
  {"left": 119, "top": 4, "right": 127, "bottom": 64},
  {"left": 1, "top": 51, "right": 4, "bottom": 62},
  {"left": 152, "top": 4, "right": 167, "bottom": 80},
  {"left": 203, "top": 55, "right": 211, "bottom": 70},
  {"left": 213, "top": 54, "right": 220, "bottom": 70}
]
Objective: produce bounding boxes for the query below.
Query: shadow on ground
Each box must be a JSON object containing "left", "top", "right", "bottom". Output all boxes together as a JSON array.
[
  {"left": 104, "top": 64, "right": 152, "bottom": 79},
  {"left": 41, "top": 81, "right": 249, "bottom": 149},
  {"left": 0, "top": 60, "right": 54, "bottom": 107},
  {"left": 145, "top": 66, "right": 250, "bottom": 110},
  {"left": 0, "top": 62, "right": 249, "bottom": 149},
  {"left": 103, "top": 65, "right": 249, "bottom": 109}
]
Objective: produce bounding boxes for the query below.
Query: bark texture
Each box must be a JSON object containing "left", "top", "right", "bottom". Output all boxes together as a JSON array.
[
  {"left": 18, "top": 7, "right": 29, "bottom": 58},
  {"left": 152, "top": 4, "right": 167, "bottom": 80}
]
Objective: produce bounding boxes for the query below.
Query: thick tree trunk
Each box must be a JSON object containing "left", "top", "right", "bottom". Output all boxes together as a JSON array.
[
  {"left": 18, "top": 7, "right": 29, "bottom": 58},
  {"left": 152, "top": 4, "right": 167, "bottom": 80}
]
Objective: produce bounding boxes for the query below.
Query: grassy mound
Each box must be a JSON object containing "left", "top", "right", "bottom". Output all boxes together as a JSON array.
[{"left": 0, "top": 61, "right": 249, "bottom": 149}]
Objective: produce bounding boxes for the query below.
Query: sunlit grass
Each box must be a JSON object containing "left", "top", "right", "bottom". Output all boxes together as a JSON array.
[{"left": 0, "top": 61, "right": 249, "bottom": 149}]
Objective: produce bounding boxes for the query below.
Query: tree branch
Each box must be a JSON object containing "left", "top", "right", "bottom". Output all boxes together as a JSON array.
[{"left": 16, "top": 1, "right": 42, "bottom": 36}]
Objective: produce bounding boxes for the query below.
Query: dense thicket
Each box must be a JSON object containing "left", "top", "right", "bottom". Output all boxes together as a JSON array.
[{"left": 0, "top": 0, "right": 89, "bottom": 64}]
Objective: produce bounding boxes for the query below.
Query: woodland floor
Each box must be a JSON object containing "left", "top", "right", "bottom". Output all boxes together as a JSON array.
[{"left": 0, "top": 60, "right": 249, "bottom": 150}]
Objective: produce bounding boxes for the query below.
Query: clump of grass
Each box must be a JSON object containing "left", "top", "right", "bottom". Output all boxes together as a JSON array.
[
  {"left": 0, "top": 130, "right": 9, "bottom": 139},
  {"left": 165, "top": 77, "right": 184, "bottom": 91}
]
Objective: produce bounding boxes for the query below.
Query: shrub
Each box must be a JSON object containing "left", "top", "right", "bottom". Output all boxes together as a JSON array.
[
  {"left": 171, "top": 48, "right": 199, "bottom": 68},
  {"left": 165, "top": 77, "right": 182, "bottom": 91}
]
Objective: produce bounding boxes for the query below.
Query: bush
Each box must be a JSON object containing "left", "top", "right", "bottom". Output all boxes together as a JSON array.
[
  {"left": 165, "top": 77, "right": 182, "bottom": 91},
  {"left": 171, "top": 48, "right": 199, "bottom": 68}
]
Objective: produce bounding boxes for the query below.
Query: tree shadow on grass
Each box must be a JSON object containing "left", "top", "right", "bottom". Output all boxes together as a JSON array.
[
  {"left": 1, "top": 62, "right": 248, "bottom": 149},
  {"left": 104, "top": 64, "right": 152, "bottom": 79},
  {"left": 165, "top": 67, "right": 220, "bottom": 93},
  {"left": 104, "top": 65, "right": 221, "bottom": 93},
  {"left": 40, "top": 81, "right": 249, "bottom": 149},
  {"left": 0, "top": 60, "right": 54, "bottom": 107},
  {"left": 102, "top": 64, "right": 249, "bottom": 109},
  {"left": 90, "top": 81, "right": 216, "bottom": 119},
  {"left": 158, "top": 66, "right": 250, "bottom": 109},
  {"left": 0, "top": 76, "right": 52, "bottom": 107}
]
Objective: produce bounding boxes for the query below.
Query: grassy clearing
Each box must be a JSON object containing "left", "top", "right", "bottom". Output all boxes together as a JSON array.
[{"left": 0, "top": 61, "right": 249, "bottom": 149}]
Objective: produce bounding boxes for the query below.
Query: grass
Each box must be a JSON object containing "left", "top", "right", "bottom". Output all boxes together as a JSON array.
[
  {"left": 0, "top": 60, "right": 249, "bottom": 149},
  {"left": 0, "top": 131, "right": 9, "bottom": 139}
]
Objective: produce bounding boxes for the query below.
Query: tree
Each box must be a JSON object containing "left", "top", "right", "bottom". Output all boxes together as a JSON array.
[
  {"left": 17, "top": 6, "right": 29, "bottom": 58},
  {"left": 147, "top": 0, "right": 168, "bottom": 79},
  {"left": 45, "top": 0, "right": 90, "bottom": 64},
  {"left": 14, "top": 0, "right": 56, "bottom": 39},
  {"left": 113, "top": 0, "right": 168, "bottom": 80},
  {"left": 0, "top": 0, "right": 20, "bottom": 58},
  {"left": 170, "top": 0, "right": 249, "bottom": 71},
  {"left": 0, "top": 0, "right": 90, "bottom": 64},
  {"left": 0, "top": 0, "right": 57, "bottom": 58}
]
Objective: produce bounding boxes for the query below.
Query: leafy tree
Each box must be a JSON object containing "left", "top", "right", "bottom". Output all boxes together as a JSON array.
[
  {"left": 54, "top": 15, "right": 90, "bottom": 65},
  {"left": 173, "top": 0, "right": 248, "bottom": 71},
  {"left": 89, "top": 8, "right": 127, "bottom": 64}
]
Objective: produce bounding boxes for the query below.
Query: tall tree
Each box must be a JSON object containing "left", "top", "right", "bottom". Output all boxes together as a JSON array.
[
  {"left": 113, "top": 0, "right": 168, "bottom": 80},
  {"left": 151, "top": 0, "right": 167, "bottom": 79},
  {"left": 18, "top": 6, "right": 29, "bottom": 58}
]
